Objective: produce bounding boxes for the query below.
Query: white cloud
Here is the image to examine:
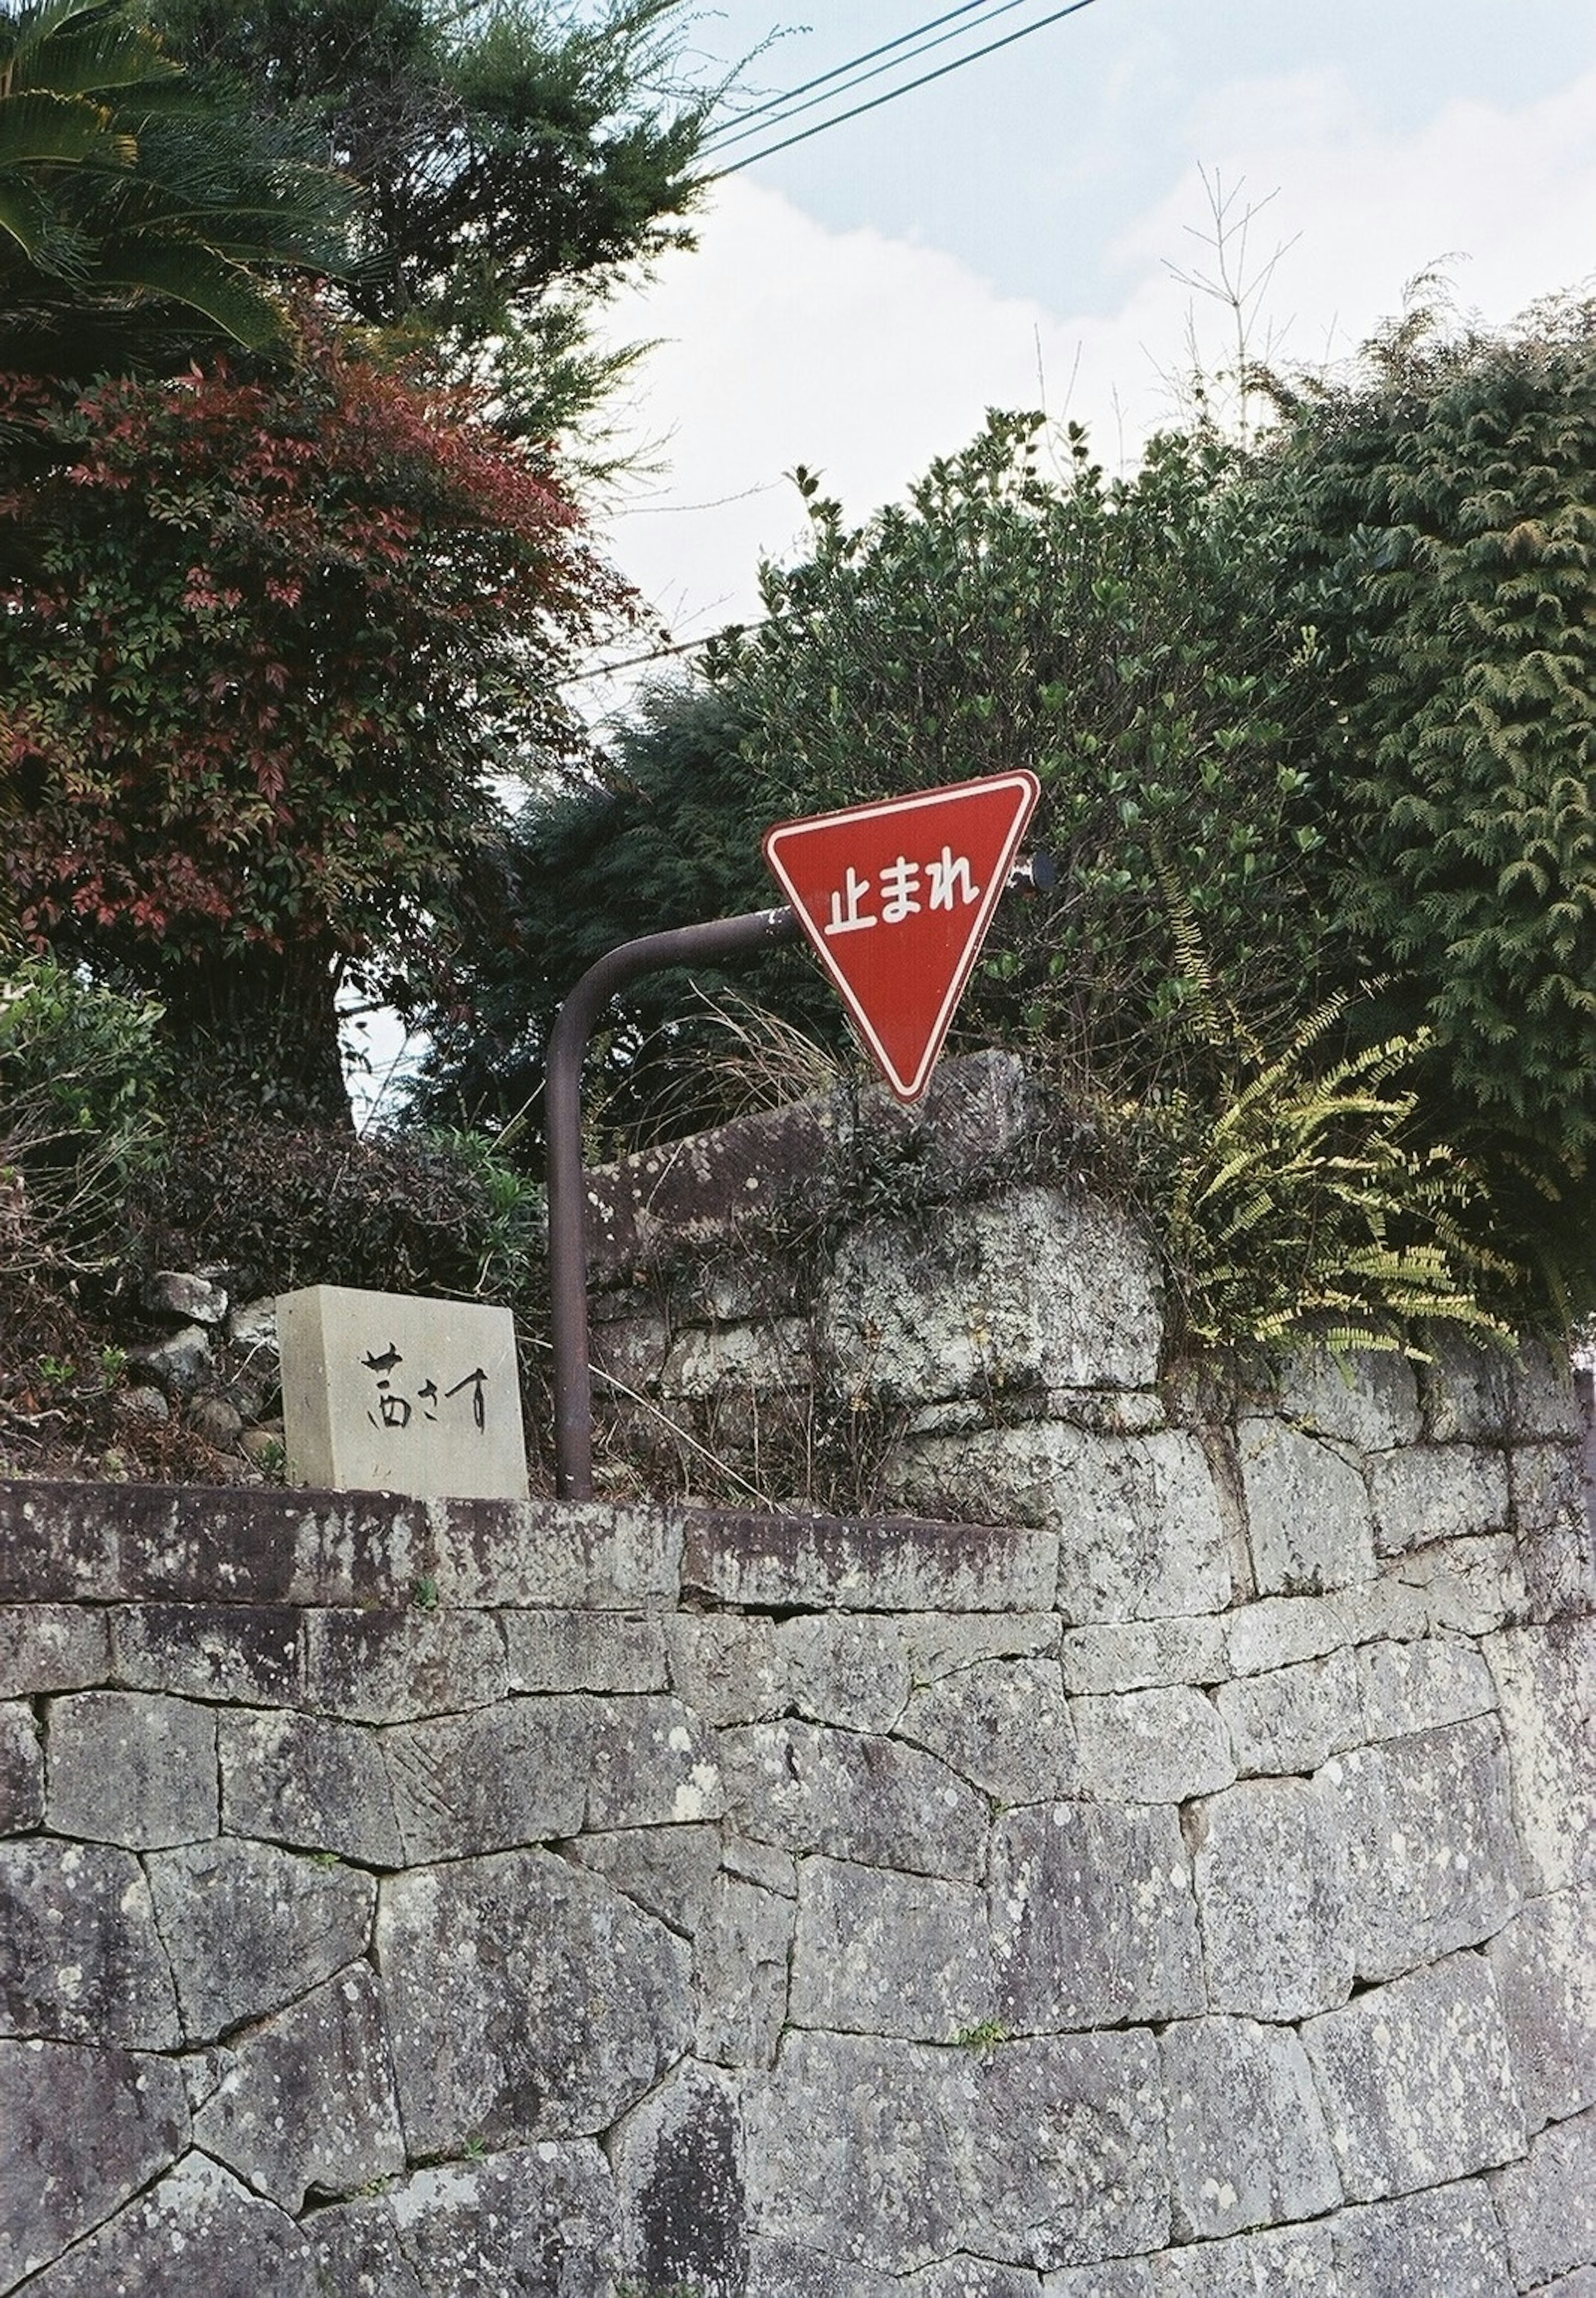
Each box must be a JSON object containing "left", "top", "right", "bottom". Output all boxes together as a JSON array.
[{"left": 590, "top": 64, "right": 1596, "bottom": 668}]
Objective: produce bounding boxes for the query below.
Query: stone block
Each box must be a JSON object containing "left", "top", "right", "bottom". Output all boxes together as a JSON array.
[
  {"left": 900, "top": 1611, "right": 1062, "bottom": 1679},
  {"left": 1367, "top": 1444, "right": 1511, "bottom": 1554},
  {"left": 0, "top": 1604, "right": 111, "bottom": 1698},
  {"left": 382, "top": 1698, "right": 589, "bottom": 1860},
  {"left": 1490, "top": 1885, "right": 1596, "bottom": 2131},
  {"left": 313, "top": 2143, "right": 620, "bottom": 2297},
  {"left": 746, "top": 2239, "right": 899, "bottom": 2298},
  {"left": 566, "top": 1823, "right": 724, "bottom": 1935},
  {"left": 1513, "top": 1442, "right": 1596, "bottom": 1623},
  {"left": 1329, "top": 2179, "right": 1514, "bottom": 2298},
  {"left": 113, "top": 1602, "right": 303, "bottom": 1703},
  {"left": 127, "top": 1322, "right": 213, "bottom": 1399},
  {"left": 992, "top": 1802, "right": 1204, "bottom": 2031},
  {"left": 1485, "top": 1620, "right": 1596, "bottom": 1894},
  {"left": 665, "top": 1613, "right": 788, "bottom": 1725},
  {"left": 1159, "top": 2015, "right": 1340, "bottom": 2239},
  {"left": 44, "top": 1690, "right": 216, "bottom": 1849},
  {"left": 0, "top": 1479, "right": 131, "bottom": 1601},
  {"left": 1393, "top": 1531, "right": 1530, "bottom": 1639},
  {"left": 254, "top": 1488, "right": 436, "bottom": 1607},
  {"left": 611, "top": 2058, "right": 746, "bottom": 2298},
  {"left": 789, "top": 1857, "right": 994, "bottom": 2041},
  {"left": 1319, "top": 1716, "right": 1524, "bottom": 1982},
  {"left": 502, "top": 1607, "right": 668, "bottom": 1693},
  {"left": 0, "top": 1840, "right": 179, "bottom": 2047},
  {"left": 1190, "top": 1777, "right": 1351, "bottom": 2020},
  {"left": 724, "top": 1834, "right": 798, "bottom": 1895},
  {"left": 889, "top": 1426, "right": 1231, "bottom": 1624},
  {"left": 278, "top": 1283, "right": 529, "bottom": 1500},
  {"left": 684, "top": 1508, "right": 1057, "bottom": 1615},
  {"left": 1491, "top": 2107, "right": 1596, "bottom": 2290},
  {"left": 1274, "top": 1339, "right": 1422, "bottom": 1449},
  {"left": 146, "top": 1838, "right": 374, "bottom": 2044},
  {"left": 303, "top": 1604, "right": 507, "bottom": 1724},
  {"left": 904, "top": 2262, "right": 1039, "bottom": 2298},
  {"left": 0, "top": 2038, "right": 188, "bottom": 2291},
  {"left": 437, "top": 1495, "right": 686, "bottom": 1608},
  {"left": 1510, "top": 1440, "right": 1586, "bottom": 1534},
  {"left": 219, "top": 1708, "right": 405, "bottom": 1867},
  {"left": 1059, "top": 1616, "right": 1228, "bottom": 1695},
  {"left": 113, "top": 1486, "right": 415, "bottom": 1606},
  {"left": 1421, "top": 1332, "right": 1514, "bottom": 1443},
  {"left": 1071, "top": 1686, "right": 1236, "bottom": 1803},
  {"left": 663, "top": 1316, "right": 810, "bottom": 1399},
  {"left": 16, "top": 2150, "right": 320, "bottom": 2297},
  {"left": 1357, "top": 1635, "right": 1498, "bottom": 1740},
  {"left": 1301, "top": 1951, "right": 1525, "bottom": 2201},
  {"left": 900, "top": 1655, "right": 1079, "bottom": 1803},
  {"left": 389, "top": 1692, "right": 719, "bottom": 1861},
  {"left": 1510, "top": 1339, "right": 1585, "bottom": 1441},
  {"left": 1151, "top": 2223, "right": 1335, "bottom": 2294},
  {"left": 779, "top": 1614, "right": 914, "bottom": 1733},
  {"left": 1216, "top": 1650, "right": 1362, "bottom": 1776},
  {"left": 693, "top": 1871, "right": 794, "bottom": 2069},
  {"left": 193, "top": 1962, "right": 405, "bottom": 2211},
  {"left": 583, "top": 1084, "right": 841, "bottom": 1282},
  {"left": 1235, "top": 1416, "right": 1376, "bottom": 1596},
  {"left": 717, "top": 1720, "right": 988, "bottom": 1878},
  {"left": 377, "top": 1849, "right": 690, "bottom": 2153},
  {"left": 303, "top": 2200, "right": 426, "bottom": 2298},
  {"left": 1042, "top": 2267, "right": 1155, "bottom": 2298},
  {"left": 820, "top": 1187, "right": 1162, "bottom": 1405},
  {"left": 0, "top": 1701, "right": 42, "bottom": 1834},
  {"left": 590, "top": 1301, "right": 672, "bottom": 1394},
  {"left": 1223, "top": 1586, "right": 1420, "bottom": 1678},
  {"left": 587, "top": 1694, "right": 724, "bottom": 1830},
  {"left": 744, "top": 2028, "right": 1170, "bottom": 2273}
]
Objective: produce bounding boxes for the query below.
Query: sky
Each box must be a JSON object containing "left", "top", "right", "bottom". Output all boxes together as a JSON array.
[{"left": 584, "top": 0, "right": 1596, "bottom": 691}]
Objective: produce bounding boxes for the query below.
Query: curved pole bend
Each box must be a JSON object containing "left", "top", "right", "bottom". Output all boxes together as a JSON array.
[{"left": 545, "top": 906, "right": 801, "bottom": 1498}]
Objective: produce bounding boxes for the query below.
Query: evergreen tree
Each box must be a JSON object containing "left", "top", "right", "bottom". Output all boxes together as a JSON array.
[
  {"left": 1265, "top": 295, "right": 1596, "bottom": 1306},
  {"left": 149, "top": 0, "right": 712, "bottom": 433}
]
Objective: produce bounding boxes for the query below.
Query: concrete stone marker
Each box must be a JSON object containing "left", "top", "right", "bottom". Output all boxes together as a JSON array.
[{"left": 276, "top": 1286, "right": 528, "bottom": 1500}]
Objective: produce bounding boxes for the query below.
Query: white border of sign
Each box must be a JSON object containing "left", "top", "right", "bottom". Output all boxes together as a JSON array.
[{"left": 764, "top": 768, "right": 1040, "bottom": 1102}]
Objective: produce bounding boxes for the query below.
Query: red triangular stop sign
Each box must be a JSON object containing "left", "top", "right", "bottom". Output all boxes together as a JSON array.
[{"left": 764, "top": 769, "right": 1041, "bottom": 1103}]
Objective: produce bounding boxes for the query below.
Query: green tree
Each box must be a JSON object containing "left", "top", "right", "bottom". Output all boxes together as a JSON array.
[
  {"left": 0, "top": 308, "right": 632, "bottom": 1119},
  {"left": 0, "top": 0, "right": 350, "bottom": 375},
  {"left": 419, "top": 415, "right": 1338, "bottom": 1144},
  {"left": 719, "top": 417, "right": 1333, "bottom": 1096},
  {"left": 150, "top": 0, "right": 712, "bottom": 433},
  {"left": 1264, "top": 296, "right": 1596, "bottom": 1306},
  {"left": 412, "top": 682, "right": 850, "bottom": 1147}
]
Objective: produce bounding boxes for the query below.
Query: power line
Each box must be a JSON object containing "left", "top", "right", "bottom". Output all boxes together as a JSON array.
[
  {"left": 711, "top": 0, "right": 1104, "bottom": 178},
  {"left": 702, "top": 0, "right": 997, "bottom": 143},
  {"left": 700, "top": 0, "right": 1045, "bottom": 158},
  {"left": 558, "top": 623, "right": 766, "bottom": 687}
]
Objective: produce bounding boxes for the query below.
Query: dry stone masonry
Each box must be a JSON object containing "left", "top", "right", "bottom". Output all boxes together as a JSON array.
[{"left": 1, "top": 1056, "right": 1594, "bottom": 2294}]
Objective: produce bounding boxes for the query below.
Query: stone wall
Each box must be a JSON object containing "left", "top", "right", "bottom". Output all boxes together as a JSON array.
[{"left": 2, "top": 1062, "right": 1594, "bottom": 2294}]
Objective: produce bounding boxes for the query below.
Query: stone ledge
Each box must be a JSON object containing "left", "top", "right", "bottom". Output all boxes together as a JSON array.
[{"left": 682, "top": 1506, "right": 1056, "bottom": 1613}]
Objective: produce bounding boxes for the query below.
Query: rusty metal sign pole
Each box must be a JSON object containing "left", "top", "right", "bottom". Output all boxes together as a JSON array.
[{"left": 546, "top": 906, "right": 802, "bottom": 1500}]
